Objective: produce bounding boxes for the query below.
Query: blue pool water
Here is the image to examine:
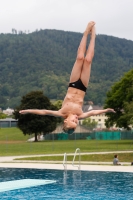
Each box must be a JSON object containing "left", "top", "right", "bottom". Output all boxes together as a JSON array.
[{"left": 0, "top": 168, "right": 133, "bottom": 200}]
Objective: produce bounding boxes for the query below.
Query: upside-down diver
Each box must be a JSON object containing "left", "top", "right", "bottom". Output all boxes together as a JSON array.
[{"left": 19, "top": 21, "right": 115, "bottom": 134}]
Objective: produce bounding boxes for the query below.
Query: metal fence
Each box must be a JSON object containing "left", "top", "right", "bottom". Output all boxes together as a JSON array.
[
  {"left": 44, "top": 131, "right": 133, "bottom": 140},
  {"left": 0, "top": 119, "right": 17, "bottom": 128}
]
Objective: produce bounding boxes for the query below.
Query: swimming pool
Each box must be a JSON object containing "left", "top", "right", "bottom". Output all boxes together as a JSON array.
[{"left": 0, "top": 168, "right": 133, "bottom": 200}]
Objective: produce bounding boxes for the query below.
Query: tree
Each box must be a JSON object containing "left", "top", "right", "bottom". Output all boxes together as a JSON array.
[
  {"left": 14, "top": 91, "right": 59, "bottom": 142},
  {"left": 82, "top": 118, "right": 98, "bottom": 130},
  {"left": 104, "top": 69, "right": 133, "bottom": 129},
  {"left": 53, "top": 100, "right": 63, "bottom": 110},
  {"left": 123, "top": 101, "right": 133, "bottom": 126},
  {"left": 0, "top": 113, "right": 7, "bottom": 119}
]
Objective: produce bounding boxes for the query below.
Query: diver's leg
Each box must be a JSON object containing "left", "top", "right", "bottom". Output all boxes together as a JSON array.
[
  {"left": 69, "top": 21, "right": 95, "bottom": 83},
  {"left": 80, "top": 25, "right": 96, "bottom": 87}
]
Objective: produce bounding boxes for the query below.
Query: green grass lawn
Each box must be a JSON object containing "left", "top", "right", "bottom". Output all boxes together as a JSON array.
[
  {"left": 16, "top": 153, "right": 133, "bottom": 163},
  {"left": 0, "top": 128, "right": 133, "bottom": 163},
  {"left": 0, "top": 127, "right": 30, "bottom": 141}
]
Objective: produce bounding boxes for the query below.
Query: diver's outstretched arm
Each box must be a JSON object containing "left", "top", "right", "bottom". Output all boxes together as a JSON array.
[
  {"left": 79, "top": 108, "right": 116, "bottom": 119},
  {"left": 19, "top": 109, "right": 62, "bottom": 117}
]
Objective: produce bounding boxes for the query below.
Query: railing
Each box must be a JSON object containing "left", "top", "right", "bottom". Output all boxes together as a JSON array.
[
  {"left": 63, "top": 153, "right": 67, "bottom": 171},
  {"left": 63, "top": 148, "right": 81, "bottom": 170},
  {"left": 72, "top": 148, "right": 81, "bottom": 170}
]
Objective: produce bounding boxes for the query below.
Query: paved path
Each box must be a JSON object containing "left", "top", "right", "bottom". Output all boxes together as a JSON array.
[
  {"left": 0, "top": 151, "right": 132, "bottom": 173},
  {"left": 0, "top": 150, "right": 133, "bottom": 162}
]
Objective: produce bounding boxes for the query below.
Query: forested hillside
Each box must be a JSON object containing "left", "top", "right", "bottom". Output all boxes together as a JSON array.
[{"left": 0, "top": 29, "right": 133, "bottom": 109}]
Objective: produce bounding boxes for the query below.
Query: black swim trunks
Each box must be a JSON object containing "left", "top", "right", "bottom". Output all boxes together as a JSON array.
[{"left": 68, "top": 79, "right": 87, "bottom": 92}]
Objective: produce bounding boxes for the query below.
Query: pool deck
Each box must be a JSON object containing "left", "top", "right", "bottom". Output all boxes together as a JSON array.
[
  {"left": 0, "top": 152, "right": 133, "bottom": 173},
  {"left": 0, "top": 162, "right": 133, "bottom": 173}
]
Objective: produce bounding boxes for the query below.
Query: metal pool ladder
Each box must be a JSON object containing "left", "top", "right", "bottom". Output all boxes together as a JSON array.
[
  {"left": 63, "top": 153, "right": 67, "bottom": 171},
  {"left": 72, "top": 148, "right": 81, "bottom": 170},
  {"left": 63, "top": 148, "right": 81, "bottom": 170}
]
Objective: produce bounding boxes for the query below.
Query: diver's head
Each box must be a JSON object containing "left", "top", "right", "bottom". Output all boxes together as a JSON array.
[{"left": 63, "top": 114, "right": 78, "bottom": 134}]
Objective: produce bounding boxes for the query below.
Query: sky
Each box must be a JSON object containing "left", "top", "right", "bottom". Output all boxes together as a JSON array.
[{"left": 0, "top": 0, "right": 133, "bottom": 41}]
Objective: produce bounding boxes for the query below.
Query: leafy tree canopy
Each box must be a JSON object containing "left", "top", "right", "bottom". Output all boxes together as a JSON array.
[
  {"left": 82, "top": 117, "right": 98, "bottom": 130},
  {"left": 0, "top": 113, "right": 7, "bottom": 119},
  {"left": 104, "top": 69, "right": 133, "bottom": 129},
  {"left": 53, "top": 100, "right": 63, "bottom": 110},
  {"left": 14, "top": 91, "right": 59, "bottom": 141}
]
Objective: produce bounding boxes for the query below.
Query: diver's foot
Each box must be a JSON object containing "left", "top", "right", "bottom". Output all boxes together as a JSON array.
[{"left": 84, "top": 21, "right": 95, "bottom": 35}]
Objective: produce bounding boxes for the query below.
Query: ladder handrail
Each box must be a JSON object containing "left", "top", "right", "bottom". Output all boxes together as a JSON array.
[
  {"left": 72, "top": 148, "right": 81, "bottom": 170},
  {"left": 63, "top": 153, "right": 67, "bottom": 171}
]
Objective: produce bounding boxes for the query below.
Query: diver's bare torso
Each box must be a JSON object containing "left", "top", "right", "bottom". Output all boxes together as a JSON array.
[{"left": 59, "top": 87, "right": 85, "bottom": 118}]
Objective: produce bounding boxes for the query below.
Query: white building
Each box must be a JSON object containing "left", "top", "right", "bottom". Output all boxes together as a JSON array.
[
  {"left": 3, "top": 107, "right": 14, "bottom": 116},
  {"left": 82, "top": 104, "right": 114, "bottom": 129}
]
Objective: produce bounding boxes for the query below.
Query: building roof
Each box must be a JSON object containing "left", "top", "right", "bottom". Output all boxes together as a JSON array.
[
  {"left": 52, "top": 124, "right": 90, "bottom": 133},
  {"left": 0, "top": 118, "right": 17, "bottom": 121}
]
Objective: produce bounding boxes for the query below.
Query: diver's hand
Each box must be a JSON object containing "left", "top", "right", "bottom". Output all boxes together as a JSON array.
[
  {"left": 19, "top": 110, "right": 29, "bottom": 114},
  {"left": 106, "top": 108, "right": 116, "bottom": 113}
]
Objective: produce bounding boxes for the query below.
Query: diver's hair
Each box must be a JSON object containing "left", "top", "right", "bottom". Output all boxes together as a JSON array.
[
  {"left": 62, "top": 124, "right": 75, "bottom": 134},
  {"left": 62, "top": 125, "right": 69, "bottom": 133}
]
